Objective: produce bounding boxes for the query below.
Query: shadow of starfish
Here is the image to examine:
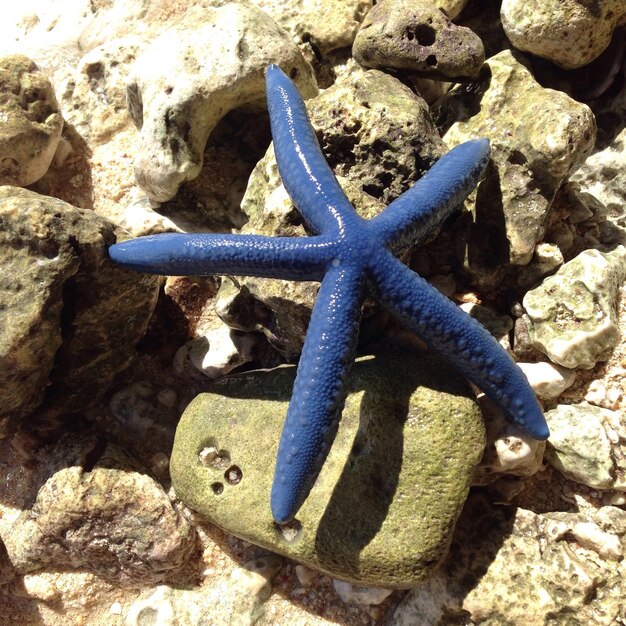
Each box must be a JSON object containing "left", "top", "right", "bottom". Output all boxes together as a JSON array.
[{"left": 110, "top": 64, "right": 549, "bottom": 524}]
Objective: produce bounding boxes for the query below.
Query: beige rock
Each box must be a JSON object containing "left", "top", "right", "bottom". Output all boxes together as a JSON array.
[
  {"left": 0, "top": 187, "right": 159, "bottom": 436},
  {"left": 251, "top": 0, "right": 373, "bottom": 56},
  {"left": 1, "top": 432, "right": 195, "bottom": 586},
  {"left": 128, "top": 3, "right": 317, "bottom": 201},
  {"left": 501, "top": 0, "right": 626, "bottom": 69},
  {"left": 443, "top": 50, "right": 596, "bottom": 287},
  {"left": 0, "top": 55, "right": 63, "bottom": 186},
  {"left": 353, "top": 0, "right": 484, "bottom": 78}
]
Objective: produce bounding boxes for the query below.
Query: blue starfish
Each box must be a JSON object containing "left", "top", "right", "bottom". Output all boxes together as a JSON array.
[{"left": 110, "top": 64, "right": 549, "bottom": 523}]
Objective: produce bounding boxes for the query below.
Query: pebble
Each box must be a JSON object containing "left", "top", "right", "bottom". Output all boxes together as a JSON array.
[
  {"left": 391, "top": 497, "right": 626, "bottom": 625},
  {"left": 332, "top": 580, "right": 393, "bottom": 606},
  {"left": 516, "top": 361, "right": 576, "bottom": 400},
  {"left": 171, "top": 353, "right": 484, "bottom": 587},
  {"left": 295, "top": 564, "right": 318, "bottom": 586},
  {"left": 0, "top": 187, "right": 159, "bottom": 436},
  {"left": 545, "top": 403, "right": 624, "bottom": 490},
  {"left": 442, "top": 49, "right": 596, "bottom": 288},
  {"left": 474, "top": 402, "right": 545, "bottom": 483},
  {"left": 0, "top": 432, "right": 195, "bottom": 585},
  {"left": 16, "top": 574, "right": 60, "bottom": 602},
  {"left": 250, "top": 0, "right": 373, "bottom": 56},
  {"left": 571, "top": 522, "right": 623, "bottom": 561}
]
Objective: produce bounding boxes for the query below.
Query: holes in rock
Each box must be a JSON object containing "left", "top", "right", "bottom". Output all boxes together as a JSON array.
[
  {"left": 274, "top": 519, "right": 302, "bottom": 543},
  {"left": 225, "top": 465, "right": 242, "bottom": 485},
  {"left": 426, "top": 55, "right": 437, "bottom": 66},
  {"left": 199, "top": 444, "right": 231, "bottom": 470},
  {"left": 404, "top": 24, "right": 436, "bottom": 46},
  {"left": 211, "top": 482, "right": 224, "bottom": 495}
]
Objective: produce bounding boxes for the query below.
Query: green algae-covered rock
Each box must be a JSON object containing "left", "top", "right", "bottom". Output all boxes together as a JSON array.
[{"left": 171, "top": 352, "right": 485, "bottom": 588}]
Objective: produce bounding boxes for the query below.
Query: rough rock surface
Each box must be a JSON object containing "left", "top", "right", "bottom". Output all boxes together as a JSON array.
[
  {"left": 125, "top": 555, "right": 283, "bottom": 626},
  {"left": 545, "top": 403, "right": 626, "bottom": 490},
  {"left": 60, "top": 36, "right": 144, "bottom": 145},
  {"left": 217, "top": 68, "right": 446, "bottom": 356},
  {"left": 128, "top": 3, "right": 317, "bottom": 202},
  {"left": 171, "top": 352, "right": 485, "bottom": 588},
  {"left": 572, "top": 127, "right": 626, "bottom": 232},
  {"left": 473, "top": 404, "right": 545, "bottom": 484},
  {"left": 501, "top": 0, "right": 626, "bottom": 69},
  {"left": 251, "top": 0, "right": 373, "bottom": 56},
  {"left": 523, "top": 246, "right": 626, "bottom": 369},
  {"left": 1, "top": 432, "right": 195, "bottom": 585},
  {"left": 0, "top": 55, "right": 63, "bottom": 186},
  {"left": 442, "top": 50, "right": 596, "bottom": 288},
  {"left": 0, "top": 539, "right": 16, "bottom": 586},
  {"left": 0, "top": 187, "right": 159, "bottom": 436},
  {"left": 391, "top": 495, "right": 626, "bottom": 625},
  {"left": 353, "top": 0, "right": 484, "bottom": 78}
]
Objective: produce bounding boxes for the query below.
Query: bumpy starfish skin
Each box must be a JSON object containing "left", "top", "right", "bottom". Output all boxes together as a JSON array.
[{"left": 110, "top": 64, "right": 549, "bottom": 523}]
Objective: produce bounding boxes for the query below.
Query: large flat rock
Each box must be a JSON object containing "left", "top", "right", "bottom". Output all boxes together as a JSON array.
[{"left": 171, "top": 351, "right": 485, "bottom": 588}]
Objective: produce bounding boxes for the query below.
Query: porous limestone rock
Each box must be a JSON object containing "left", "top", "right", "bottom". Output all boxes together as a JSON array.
[
  {"left": 171, "top": 352, "right": 485, "bottom": 588},
  {"left": 127, "top": 3, "right": 317, "bottom": 202},
  {"left": 501, "top": 0, "right": 626, "bottom": 69},
  {"left": 545, "top": 403, "right": 626, "bottom": 490},
  {"left": 217, "top": 69, "right": 447, "bottom": 356},
  {"left": 61, "top": 36, "right": 144, "bottom": 145},
  {"left": 516, "top": 242, "right": 564, "bottom": 290},
  {"left": 1, "top": 432, "right": 195, "bottom": 585},
  {"left": 0, "top": 187, "right": 159, "bottom": 436},
  {"left": 442, "top": 50, "right": 596, "bottom": 288},
  {"left": 125, "top": 555, "right": 283, "bottom": 626},
  {"left": 523, "top": 246, "right": 626, "bottom": 369},
  {"left": 473, "top": 401, "right": 545, "bottom": 484},
  {"left": 391, "top": 496, "right": 626, "bottom": 625},
  {"left": 353, "top": 0, "right": 484, "bottom": 79},
  {"left": 251, "top": 0, "right": 373, "bottom": 56},
  {"left": 0, "top": 55, "right": 63, "bottom": 186}
]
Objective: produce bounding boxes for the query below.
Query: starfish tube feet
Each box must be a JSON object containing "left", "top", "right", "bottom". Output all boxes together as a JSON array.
[{"left": 271, "top": 264, "right": 365, "bottom": 523}]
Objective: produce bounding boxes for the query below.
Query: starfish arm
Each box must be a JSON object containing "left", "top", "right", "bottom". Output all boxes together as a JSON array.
[
  {"left": 266, "top": 64, "right": 359, "bottom": 235},
  {"left": 367, "top": 250, "right": 549, "bottom": 440},
  {"left": 369, "top": 139, "right": 490, "bottom": 252},
  {"left": 271, "top": 263, "right": 365, "bottom": 523},
  {"left": 109, "top": 233, "right": 337, "bottom": 280}
]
